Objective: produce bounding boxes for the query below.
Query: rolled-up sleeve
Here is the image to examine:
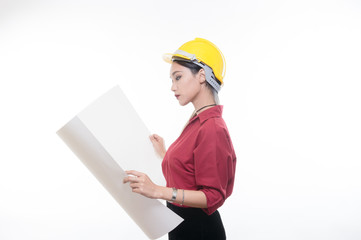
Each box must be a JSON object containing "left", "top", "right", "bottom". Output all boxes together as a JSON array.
[{"left": 193, "top": 118, "right": 236, "bottom": 215}]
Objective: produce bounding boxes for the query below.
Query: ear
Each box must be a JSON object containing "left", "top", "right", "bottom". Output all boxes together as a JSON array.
[{"left": 197, "top": 68, "right": 206, "bottom": 84}]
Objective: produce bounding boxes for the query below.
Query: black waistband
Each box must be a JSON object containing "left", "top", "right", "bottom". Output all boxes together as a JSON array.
[{"left": 167, "top": 202, "right": 216, "bottom": 219}]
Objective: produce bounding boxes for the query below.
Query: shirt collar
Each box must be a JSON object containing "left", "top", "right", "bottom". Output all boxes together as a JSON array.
[{"left": 190, "top": 105, "right": 223, "bottom": 124}]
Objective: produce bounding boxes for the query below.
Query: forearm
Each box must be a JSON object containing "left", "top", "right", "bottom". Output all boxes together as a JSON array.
[
  {"left": 123, "top": 171, "right": 207, "bottom": 208},
  {"left": 157, "top": 186, "right": 207, "bottom": 208}
]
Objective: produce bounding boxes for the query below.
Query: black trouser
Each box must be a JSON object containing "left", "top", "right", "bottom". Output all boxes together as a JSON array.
[{"left": 167, "top": 202, "right": 226, "bottom": 240}]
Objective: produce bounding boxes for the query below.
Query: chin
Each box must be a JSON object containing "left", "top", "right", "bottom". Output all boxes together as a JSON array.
[{"left": 178, "top": 100, "right": 190, "bottom": 106}]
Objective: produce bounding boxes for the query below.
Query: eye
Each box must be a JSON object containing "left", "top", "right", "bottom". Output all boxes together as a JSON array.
[{"left": 175, "top": 75, "right": 181, "bottom": 81}]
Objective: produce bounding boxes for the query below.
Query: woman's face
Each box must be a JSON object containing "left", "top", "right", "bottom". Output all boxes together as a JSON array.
[{"left": 170, "top": 62, "right": 203, "bottom": 106}]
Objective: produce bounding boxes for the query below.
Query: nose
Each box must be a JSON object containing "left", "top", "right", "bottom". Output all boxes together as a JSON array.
[{"left": 171, "top": 81, "right": 177, "bottom": 92}]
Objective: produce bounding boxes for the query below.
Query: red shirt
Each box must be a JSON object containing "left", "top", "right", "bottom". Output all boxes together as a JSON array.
[{"left": 162, "top": 105, "right": 237, "bottom": 215}]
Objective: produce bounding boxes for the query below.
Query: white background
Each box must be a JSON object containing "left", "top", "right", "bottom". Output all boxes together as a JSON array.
[{"left": 1, "top": 0, "right": 360, "bottom": 239}]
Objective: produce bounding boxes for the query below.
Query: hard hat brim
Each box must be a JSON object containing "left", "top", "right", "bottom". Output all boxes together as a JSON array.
[
  {"left": 162, "top": 52, "right": 195, "bottom": 64},
  {"left": 162, "top": 53, "right": 174, "bottom": 63}
]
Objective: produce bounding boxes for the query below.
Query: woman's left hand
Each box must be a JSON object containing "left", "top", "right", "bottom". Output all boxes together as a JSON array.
[{"left": 123, "top": 170, "right": 161, "bottom": 199}]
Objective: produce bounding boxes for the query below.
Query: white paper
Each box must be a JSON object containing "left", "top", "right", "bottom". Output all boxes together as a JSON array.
[{"left": 57, "top": 86, "right": 183, "bottom": 239}]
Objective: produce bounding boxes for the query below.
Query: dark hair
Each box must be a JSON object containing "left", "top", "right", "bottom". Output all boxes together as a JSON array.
[
  {"left": 173, "top": 60, "right": 202, "bottom": 75},
  {"left": 173, "top": 59, "right": 222, "bottom": 86}
]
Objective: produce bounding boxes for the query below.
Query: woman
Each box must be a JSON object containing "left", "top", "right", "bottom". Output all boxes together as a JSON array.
[{"left": 123, "top": 38, "right": 236, "bottom": 240}]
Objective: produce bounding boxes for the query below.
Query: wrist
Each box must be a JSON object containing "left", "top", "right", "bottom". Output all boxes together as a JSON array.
[
  {"left": 157, "top": 186, "right": 172, "bottom": 201},
  {"left": 169, "top": 187, "right": 178, "bottom": 202}
]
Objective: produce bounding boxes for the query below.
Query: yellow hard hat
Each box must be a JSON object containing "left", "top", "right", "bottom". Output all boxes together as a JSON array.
[{"left": 163, "top": 38, "right": 226, "bottom": 91}]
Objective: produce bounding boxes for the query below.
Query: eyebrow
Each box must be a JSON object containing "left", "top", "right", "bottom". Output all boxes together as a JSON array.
[{"left": 171, "top": 71, "right": 182, "bottom": 77}]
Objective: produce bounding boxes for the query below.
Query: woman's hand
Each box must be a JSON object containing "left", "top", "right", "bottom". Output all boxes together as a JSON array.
[
  {"left": 123, "top": 170, "right": 162, "bottom": 199},
  {"left": 149, "top": 134, "right": 166, "bottom": 159}
]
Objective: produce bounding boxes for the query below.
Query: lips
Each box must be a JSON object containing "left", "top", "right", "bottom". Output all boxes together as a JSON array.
[{"left": 175, "top": 94, "right": 180, "bottom": 99}]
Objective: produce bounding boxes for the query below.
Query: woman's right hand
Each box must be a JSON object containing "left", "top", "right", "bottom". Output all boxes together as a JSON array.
[{"left": 149, "top": 134, "right": 166, "bottom": 159}]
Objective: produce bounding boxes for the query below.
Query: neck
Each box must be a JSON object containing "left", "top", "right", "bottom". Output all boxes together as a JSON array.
[
  {"left": 191, "top": 83, "right": 217, "bottom": 114},
  {"left": 192, "top": 94, "right": 216, "bottom": 115},
  {"left": 196, "top": 103, "right": 217, "bottom": 114}
]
